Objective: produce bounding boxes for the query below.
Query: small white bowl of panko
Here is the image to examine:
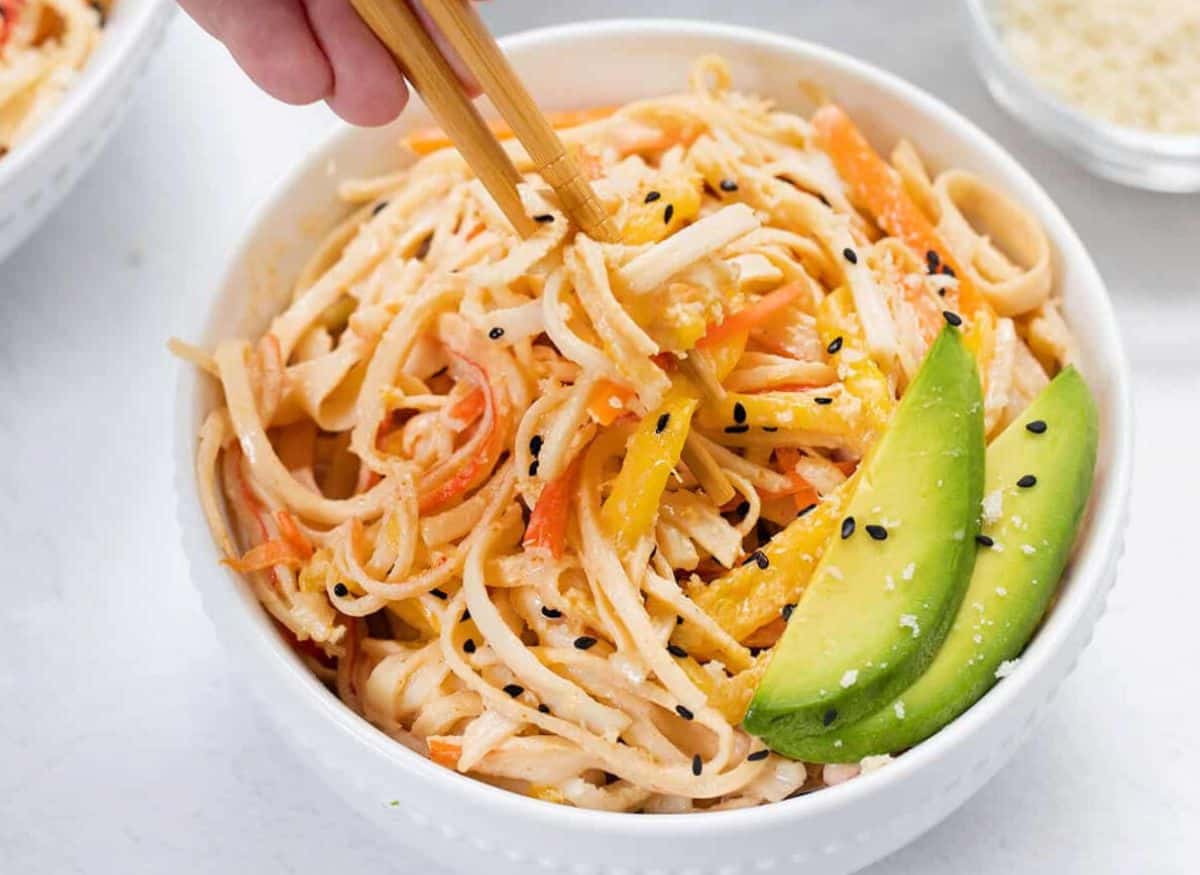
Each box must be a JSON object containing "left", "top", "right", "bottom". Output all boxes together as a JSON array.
[
  {"left": 0, "top": 0, "right": 173, "bottom": 261},
  {"left": 174, "top": 19, "right": 1133, "bottom": 875}
]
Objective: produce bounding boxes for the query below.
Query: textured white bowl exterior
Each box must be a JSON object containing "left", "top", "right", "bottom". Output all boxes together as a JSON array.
[
  {"left": 0, "top": 0, "right": 173, "bottom": 262},
  {"left": 175, "top": 21, "right": 1133, "bottom": 875}
]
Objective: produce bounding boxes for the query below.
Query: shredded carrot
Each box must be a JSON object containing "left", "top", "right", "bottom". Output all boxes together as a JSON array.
[
  {"left": 404, "top": 106, "right": 619, "bottom": 156},
  {"left": 275, "top": 511, "right": 314, "bottom": 560},
  {"left": 698, "top": 283, "right": 805, "bottom": 349},
  {"left": 427, "top": 737, "right": 462, "bottom": 769},
  {"left": 812, "top": 106, "right": 989, "bottom": 319},
  {"left": 446, "top": 386, "right": 486, "bottom": 428},
  {"left": 523, "top": 458, "right": 582, "bottom": 559},
  {"left": 586, "top": 379, "right": 638, "bottom": 426},
  {"left": 223, "top": 539, "right": 305, "bottom": 573},
  {"left": 835, "top": 459, "right": 859, "bottom": 476},
  {"left": 743, "top": 618, "right": 787, "bottom": 649}
]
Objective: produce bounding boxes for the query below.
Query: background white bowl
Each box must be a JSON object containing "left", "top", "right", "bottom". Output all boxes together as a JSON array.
[
  {"left": 176, "top": 19, "right": 1133, "bottom": 875},
  {"left": 0, "top": 0, "right": 173, "bottom": 263}
]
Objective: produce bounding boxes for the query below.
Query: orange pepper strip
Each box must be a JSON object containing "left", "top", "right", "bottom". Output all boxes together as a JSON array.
[
  {"left": 697, "top": 283, "right": 805, "bottom": 349},
  {"left": 522, "top": 458, "right": 582, "bottom": 559},
  {"left": 773, "top": 448, "right": 822, "bottom": 510},
  {"left": 0, "top": 1, "right": 24, "bottom": 47},
  {"left": 275, "top": 511, "right": 314, "bottom": 560},
  {"left": 427, "top": 738, "right": 462, "bottom": 769},
  {"left": 811, "top": 105, "right": 990, "bottom": 320},
  {"left": 404, "top": 106, "right": 619, "bottom": 156},
  {"left": 586, "top": 379, "right": 638, "bottom": 426}
]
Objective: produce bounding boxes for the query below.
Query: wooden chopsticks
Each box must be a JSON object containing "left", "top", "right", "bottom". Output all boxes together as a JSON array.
[{"left": 349, "top": 0, "right": 620, "bottom": 243}]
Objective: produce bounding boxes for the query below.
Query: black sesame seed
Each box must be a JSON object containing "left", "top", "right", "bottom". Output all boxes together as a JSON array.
[
  {"left": 926, "top": 249, "right": 940, "bottom": 272},
  {"left": 371, "top": 200, "right": 389, "bottom": 217},
  {"left": 719, "top": 178, "right": 739, "bottom": 192},
  {"left": 528, "top": 460, "right": 540, "bottom": 477},
  {"left": 656, "top": 413, "right": 671, "bottom": 434},
  {"left": 735, "top": 501, "right": 751, "bottom": 517},
  {"left": 663, "top": 204, "right": 675, "bottom": 224},
  {"left": 814, "top": 396, "right": 834, "bottom": 405},
  {"left": 574, "top": 636, "right": 598, "bottom": 651},
  {"left": 675, "top": 705, "right": 695, "bottom": 721},
  {"left": 781, "top": 602, "right": 797, "bottom": 621},
  {"left": 753, "top": 550, "right": 770, "bottom": 570},
  {"left": 748, "top": 749, "right": 770, "bottom": 762},
  {"left": 1017, "top": 474, "right": 1037, "bottom": 488},
  {"left": 941, "top": 264, "right": 957, "bottom": 279},
  {"left": 503, "top": 684, "right": 524, "bottom": 698},
  {"left": 533, "top": 213, "right": 555, "bottom": 224},
  {"left": 842, "top": 247, "right": 858, "bottom": 265},
  {"left": 733, "top": 402, "right": 748, "bottom": 424},
  {"left": 668, "top": 644, "right": 689, "bottom": 659},
  {"left": 942, "top": 310, "right": 963, "bottom": 327},
  {"left": 975, "top": 534, "right": 995, "bottom": 547},
  {"left": 797, "top": 503, "right": 818, "bottom": 518},
  {"left": 841, "top": 516, "right": 856, "bottom": 539},
  {"left": 488, "top": 326, "right": 505, "bottom": 340},
  {"left": 724, "top": 424, "right": 750, "bottom": 434},
  {"left": 763, "top": 426, "right": 779, "bottom": 432},
  {"left": 937, "top": 288, "right": 947, "bottom": 298},
  {"left": 827, "top": 336, "right": 844, "bottom": 355},
  {"left": 430, "top": 588, "right": 448, "bottom": 600},
  {"left": 692, "top": 754, "right": 703, "bottom": 776},
  {"left": 866, "top": 524, "right": 888, "bottom": 541},
  {"left": 333, "top": 582, "right": 349, "bottom": 597},
  {"left": 749, "top": 647, "right": 763, "bottom": 657},
  {"left": 463, "top": 638, "right": 477, "bottom": 654},
  {"left": 1025, "top": 420, "right": 1048, "bottom": 434},
  {"left": 644, "top": 190, "right": 662, "bottom": 204},
  {"left": 676, "top": 615, "right": 683, "bottom": 625},
  {"left": 538, "top": 704, "right": 551, "bottom": 714},
  {"left": 822, "top": 708, "right": 838, "bottom": 727},
  {"left": 541, "top": 606, "right": 563, "bottom": 619},
  {"left": 530, "top": 434, "right": 544, "bottom": 456}
]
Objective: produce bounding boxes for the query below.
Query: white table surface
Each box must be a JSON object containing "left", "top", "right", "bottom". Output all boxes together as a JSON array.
[{"left": 2, "top": 3, "right": 1197, "bottom": 872}]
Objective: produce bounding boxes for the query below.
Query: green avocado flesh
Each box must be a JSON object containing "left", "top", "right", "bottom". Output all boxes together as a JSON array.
[
  {"left": 778, "top": 367, "right": 1099, "bottom": 762},
  {"left": 744, "top": 328, "right": 985, "bottom": 748}
]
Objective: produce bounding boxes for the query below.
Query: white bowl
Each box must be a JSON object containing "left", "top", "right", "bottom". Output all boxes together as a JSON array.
[
  {"left": 175, "top": 19, "right": 1134, "bottom": 875},
  {"left": 0, "top": 0, "right": 173, "bottom": 262}
]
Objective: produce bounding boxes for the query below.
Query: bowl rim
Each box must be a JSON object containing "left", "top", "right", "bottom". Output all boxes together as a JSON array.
[
  {"left": 0, "top": 0, "right": 175, "bottom": 190},
  {"left": 962, "top": 0, "right": 1200, "bottom": 157},
  {"left": 176, "top": 17, "right": 1135, "bottom": 833}
]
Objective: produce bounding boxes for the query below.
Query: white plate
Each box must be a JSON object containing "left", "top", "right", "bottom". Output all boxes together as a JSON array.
[
  {"left": 0, "top": 0, "right": 173, "bottom": 262},
  {"left": 175, "top": 19, "right": 1134, "bottom": 875}
]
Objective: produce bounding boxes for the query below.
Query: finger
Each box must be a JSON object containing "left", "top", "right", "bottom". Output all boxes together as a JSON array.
[
  {"left": 410, "top": 1, "right": 481, "bottom": 97},
  {"left": 181, "top": 0, "right": 332, "bottom": 106},
  {"left": 304, "top": 0, "right": 410, "bottom": 126}
]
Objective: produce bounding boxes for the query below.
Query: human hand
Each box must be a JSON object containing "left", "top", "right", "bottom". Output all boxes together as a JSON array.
[{"left": 178, "top": 0, "right": 480, "bottom": 126}]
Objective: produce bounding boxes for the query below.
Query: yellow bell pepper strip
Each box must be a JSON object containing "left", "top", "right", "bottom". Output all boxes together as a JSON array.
[
  {"left": 620, "top": 173, "right": 703, "bottom": 244},
  {"left": 678, "top": 655, "right": 771, "bottom": 724},
  {"left": 816, "top": 286, "right": 894, "bottom": 442},
  {"left": 673, "top": 479, "right": 853, "bottom": 657},
  {"left": 695, "top": 389, "right": 864, "bottom": 448},
  {"left": 601, "top": 394, "right": 699, "bottom": 553}
]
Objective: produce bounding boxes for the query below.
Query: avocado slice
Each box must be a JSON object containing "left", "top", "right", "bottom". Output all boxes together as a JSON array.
[
  {"left": 744, "top": 327, "right": 984, "bottom": 749},
  {"left": 776, "top": 367, "right": 1098, "bottom": 762}
]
